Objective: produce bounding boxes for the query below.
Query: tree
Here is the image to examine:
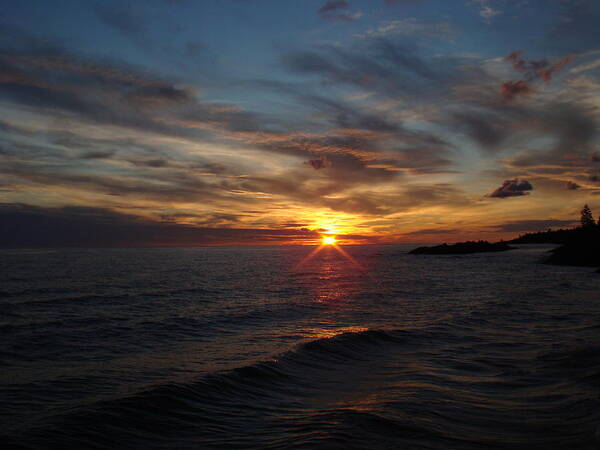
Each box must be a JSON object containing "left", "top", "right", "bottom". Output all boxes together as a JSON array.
[{"left": 580, "top": 204, "right": 596, "bottom": 228}]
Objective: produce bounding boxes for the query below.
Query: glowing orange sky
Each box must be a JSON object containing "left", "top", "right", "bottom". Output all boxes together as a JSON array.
[{"left": 0, "top": 0, "right": 598, "bottom": 247}]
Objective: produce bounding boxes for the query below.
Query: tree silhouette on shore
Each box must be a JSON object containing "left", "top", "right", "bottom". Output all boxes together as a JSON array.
[{"left": 580, "top": 204, "right": 596, "bottom": 228}]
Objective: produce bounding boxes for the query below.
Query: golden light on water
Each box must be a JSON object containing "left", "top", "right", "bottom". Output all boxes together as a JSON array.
[{"left": 295, "top": 232, "right": 367, "bottom": 276}]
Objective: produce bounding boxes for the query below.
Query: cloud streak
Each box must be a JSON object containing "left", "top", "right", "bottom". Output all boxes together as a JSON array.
[{"left": 0, "top": 204, "right": 326, "bottom": 247}]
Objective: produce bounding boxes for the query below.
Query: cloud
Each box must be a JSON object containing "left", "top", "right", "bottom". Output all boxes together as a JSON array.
[
  {"left": 281, "top": 39, "right": 456, "bottom": 101},
  {"left": 448, "top": 110, "right": 512, "bottom": 152},
  {"left": 0, "top": 203, "right": 326, "bottom": 247},
  {"left": 486, "top": 178, "right": 533, "bottom": 198},
  {"left": 0, "top": 31, "right": 463, "bottom": 220},
  {"left": 306, "top": 156, "right": 330, "bottom": 170},
  {"left": 448, "top": 77, "right": 597, "bottom": 163},
  {"left": 565, "top": 181, "right": 581, "bottom": 190},
  {"left": 539, "top": 56, "right": 574, "bottom": 82},
  {"left": 479, "top": 5, "right": 501, "bottom": 22},
  {"left": 500, "top": 80, "right": 533, "bottom": 101},
  {"left": 570, "top": 58, "right": 600, "bottom": 74},
  {"left": 500, "top": 102, "right": 598, "bottom": 173},
  {"left": 236, "top": 79, "right": 455, "bottom": 175},
  {"left": 356, "top": 18, "right": 457, "bottom": 40},
  {"left": 81, "top": 150, "right": 117, "bottom": 160},
  {"left": 279, "top": 37, "right": 592, "bottom": 168},
  {"left": 0, "top": 33, "right": 286, "bottom": 147},
  {"left": 500, "top": 51, "right": 574, "bottom": 100},
  {"left": 476, "top": 0, "right": 502, "bottom": 24},
  {"left": 491, "top": 219, "right": 577, "bottom": 232},
  {"left": 401, "top": 227, "right": 459, "bottom": 236},
  {"left": 319, "top": 1, "right": 349, "bottom": 13},
  {"left": 2, "top": 8, "right": 597, "bottom": 235},
  {"left": 473, "top": 0, "right": 502, "bottom": 23},
  {"left": 318, "top": 1, "right": 363, "bottom": 21},
  {"left": 506, "top": 50, "right": 573, "bottom": 83}
]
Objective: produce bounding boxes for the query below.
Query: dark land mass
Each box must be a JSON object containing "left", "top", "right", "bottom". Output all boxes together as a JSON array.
[
  {"left": 543, "top": 228, "right": 600, "bottom": 267},
  {"left": 508, "top": 228, "right": 584, "bottom": 244},
  {"left": 409, "top": 241, "right": 515, "bottom": 255},
  {"left": 411, "top": 223, "right": 600, "bottom": 269}
]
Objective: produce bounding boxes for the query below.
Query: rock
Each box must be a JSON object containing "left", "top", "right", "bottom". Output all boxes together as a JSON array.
[
  {"left": 544, "top": 239, "right": 600, "bottom": 267},
  {"left": 409, "top": 241, "right": 515, "bottom": 255}
]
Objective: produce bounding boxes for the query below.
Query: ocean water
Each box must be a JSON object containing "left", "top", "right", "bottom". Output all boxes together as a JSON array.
[{"left": 1, "top": 244, "right": 599, "bottom": 449}]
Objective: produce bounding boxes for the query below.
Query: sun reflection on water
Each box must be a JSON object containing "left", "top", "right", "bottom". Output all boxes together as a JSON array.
[{"left": 294, "top": 241, "right": 374, "bottom": 304}]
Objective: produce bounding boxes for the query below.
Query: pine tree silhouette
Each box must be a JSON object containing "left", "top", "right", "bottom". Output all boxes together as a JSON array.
[{"left": 580, "top": 204, "right": 596, "bottom": 228}]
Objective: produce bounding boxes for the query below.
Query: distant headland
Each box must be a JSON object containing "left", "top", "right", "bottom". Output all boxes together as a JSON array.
[
  {"left": 409, "top": 241, "right": 514, "bottom": 255},
  {"left": 411, "top": 204, "right": 600, "bottom": 270}
]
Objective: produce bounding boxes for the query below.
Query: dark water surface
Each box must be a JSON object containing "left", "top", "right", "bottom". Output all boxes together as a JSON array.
[{"left": 1, "top": 244, "right": 599, "bottom": 449}]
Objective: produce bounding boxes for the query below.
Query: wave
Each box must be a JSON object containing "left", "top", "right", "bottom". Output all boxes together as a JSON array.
[{"left": 4, "top": 326, "right": 600, "bottom": 449}]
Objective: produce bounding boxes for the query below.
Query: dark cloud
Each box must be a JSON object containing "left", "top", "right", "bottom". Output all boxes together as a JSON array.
[
  {"left": 225, "top": 164, "right": 469, "bottom": 216},
  {"left": 319, "top": 1, "right": 349, "bottom": 13},
  {"left": 539, "top": 56, "right": 574, "bottom": 82},
  {"left": 0, "top": 31, "right": 468, "bottom": 217},
  {"left": 81, "top": 151, "right": 117, "bottom": 160},
  {"left": 281, "top": 222, "right": 310, "bottom": 228},
  {"left": 506, "top": 51, "right": 546, "bottom": 79},
  {"left": 283, "top": 39, "right": 446, "bottom": 96},
  {"left": 306, "top": 156, "right": 330, "bottom": 170},
  {"left": 235, "top": 95, "right": 453, "bottom": 177},
  {"left": 0, "top": 28, "right": 276, "bottom": 144},
  {"left": 0, "top": 203, "right": 324, "bottom": 247},
  {"left": 491, "top": 219, "right": 576, "bottom": 233},
  {"left": 318, "top": 1, "right": 362, "bottom": 21},
  {"left": 565, "top": 181, "right": 581, "bottom": 190},
  {"left": 500, "top": 51, "right": 574, "bottom": 101},
  {"left": 500, "top": 80, "right": 533, "bottom": 101},
  {"left": 0, "top": 35, "right": 453, "bottom": 215},
  {"left": 452, "top": 97, "right": 597, "bottom": 160},
  {"left": 2, "top": 9, "right": 595, "bottom": 227},
  {"left": 486, "top": 178, "right": 533, "bottom": 198},
  {"left": 320, "top": 183, "right": 470, "bottom": 216},
  {"left": 449, "top": 110, "right": 511, "bottom": 151},
  {"left": 126, "top": 158, "right": 170, "bottom": 168},
  {"left": 402, "top": 184, "right": 470, "bottom": 206},
  {"left": 506, "top": 50, "right": 573, "bottom": 83},
  {"left": 279, "top": 37, "right": 592, "bottom": 169},
  {"left": 401, "top": 227, "right": 459, "bottom": 236},
  {"left": 0, "top": 155, "right": 225, "bottom": 203}
]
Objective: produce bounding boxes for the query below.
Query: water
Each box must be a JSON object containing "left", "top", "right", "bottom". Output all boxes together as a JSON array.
[{"left": 1, "top": 244, "right": 599, "bottom": 449}]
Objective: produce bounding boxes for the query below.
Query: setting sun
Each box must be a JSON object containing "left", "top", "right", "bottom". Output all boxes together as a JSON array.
[{"left": 322, "top": 236, "right": 337, "bottom": 245}]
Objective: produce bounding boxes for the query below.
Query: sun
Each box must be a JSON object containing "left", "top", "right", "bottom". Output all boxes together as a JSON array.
[{"left": 322, "top": 236, "right": 337, "bottom": 245}]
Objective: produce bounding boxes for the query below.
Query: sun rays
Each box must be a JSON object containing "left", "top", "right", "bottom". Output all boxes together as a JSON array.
[{"left": 295, "top": 235, "right": 365, "bottom": 272}]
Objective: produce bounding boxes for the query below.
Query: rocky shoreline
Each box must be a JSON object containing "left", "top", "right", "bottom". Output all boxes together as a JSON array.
[{"left": 409, "top": 241, "right": 515, "bottom": 255}]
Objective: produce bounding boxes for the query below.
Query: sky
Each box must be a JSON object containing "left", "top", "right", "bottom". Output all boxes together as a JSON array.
[{"left": 1, "top": 0, "right": 599, "bottom": 246}]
